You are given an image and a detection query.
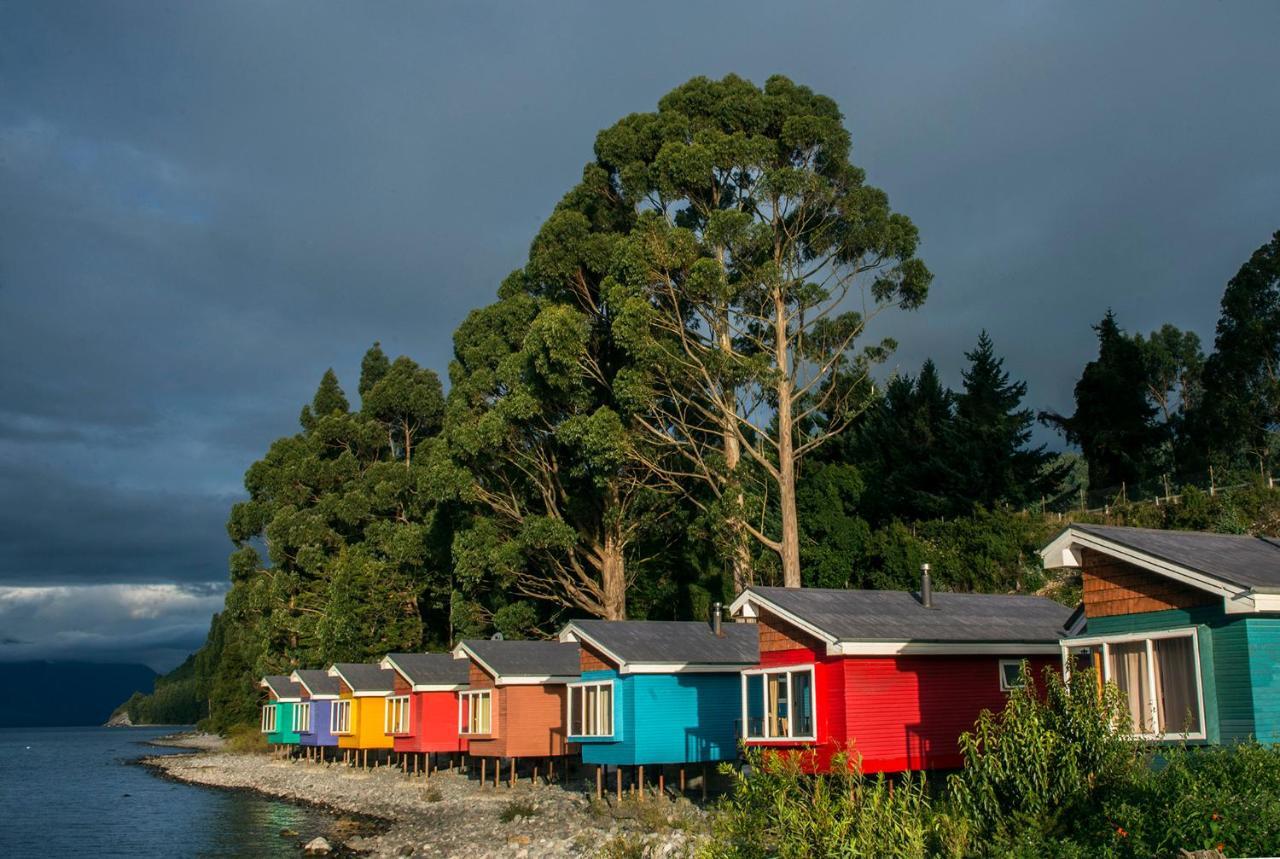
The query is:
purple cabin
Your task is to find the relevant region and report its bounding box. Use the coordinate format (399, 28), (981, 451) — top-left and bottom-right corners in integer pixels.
(290, 668), (342, 750)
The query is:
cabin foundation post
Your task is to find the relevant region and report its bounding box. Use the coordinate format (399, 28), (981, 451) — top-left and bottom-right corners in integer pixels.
(638, 765), (645, 801)
(509, 757), (515, 788)
(532, 761), (538, 784)
(701, 764), (708, 801)
(493, 758), (499, 788)
(480, 757), (486, 785)
(659, 770), (665, 797)
(616, 766), (622, 802)
(679, 767), (686, 795)
(548, 757), (554, 782)
(596, 764), (603, 799)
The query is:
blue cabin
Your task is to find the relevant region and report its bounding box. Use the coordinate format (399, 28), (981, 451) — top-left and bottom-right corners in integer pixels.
(290, 669), (342, 755)
(557, 618), (758, 773)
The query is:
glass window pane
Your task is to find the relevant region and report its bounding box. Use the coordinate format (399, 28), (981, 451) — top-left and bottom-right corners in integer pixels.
(1108, 641), (1151, 733)
(745, 674), (764, 738)
(790, 670), (813, 736)
(599, 684), (613, 735)
(1154, 637), (1201, 735)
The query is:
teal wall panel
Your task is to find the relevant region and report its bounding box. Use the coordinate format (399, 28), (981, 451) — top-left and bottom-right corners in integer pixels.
(1245, 618), (1280, 744)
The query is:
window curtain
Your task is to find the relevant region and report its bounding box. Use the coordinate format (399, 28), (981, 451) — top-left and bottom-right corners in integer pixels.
(1153, 636), (1200, 734)
(1109, 642), (1150, 732)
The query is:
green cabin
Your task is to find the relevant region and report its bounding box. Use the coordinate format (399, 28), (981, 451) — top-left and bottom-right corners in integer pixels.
(1045, 524), (1280, 745)
(259, 674), (303, 746)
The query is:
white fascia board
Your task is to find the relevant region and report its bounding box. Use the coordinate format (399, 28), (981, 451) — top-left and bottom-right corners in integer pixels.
(558, 624), (626, 668)
(352, 690), (393, 697)
(728, 590), (839, 649)
(412, 684), (468, 692)
(495, 675), (579, 686)
(1039, 528), (1239, 599)
(620, 662), (755, 675)
(830, 641), (1063, 656)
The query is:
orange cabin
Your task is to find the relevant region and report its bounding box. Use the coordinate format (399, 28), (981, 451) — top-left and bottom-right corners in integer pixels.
(326, 663), (396, 751)
(378, 652), (471, 754)
(450, 639), (580, 760)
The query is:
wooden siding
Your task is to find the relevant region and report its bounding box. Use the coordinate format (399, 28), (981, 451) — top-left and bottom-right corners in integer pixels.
(841, 655), (1056, 773)
(466, 683), (573, 759)
(1245, 618), (1280, 745)
(297, 699), (338, 747)
(393, 673), (411, 695)
(1082, 549), (1214, 618)
(468, 661), (495, 689)
(393, 690), (468, 754)
(757, 609), (826, 653)
(579, 642), (615, 673)
(337, 693), (395, 750)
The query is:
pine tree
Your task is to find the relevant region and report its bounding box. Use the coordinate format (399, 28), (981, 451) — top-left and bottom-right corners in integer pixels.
(952, 331), (1065, 509)
(1041, 311), (1163, 490)
(299, 368), (350, 429)
(358, 342), (391, 399)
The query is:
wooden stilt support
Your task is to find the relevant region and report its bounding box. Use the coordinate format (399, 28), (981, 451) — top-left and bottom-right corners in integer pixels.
(616, 766), (622, 802)
(509, 757), (515, 788)
(480, 757), (486, 785)
(702, 764), (708, 801)
(596, 764), (603, 800)
(679, 767), (686, 794)
(659, 771), (665, 797)
(532, 762), (538, 784)
(638, 765), (645, 801)
(493, 757), (499, 788)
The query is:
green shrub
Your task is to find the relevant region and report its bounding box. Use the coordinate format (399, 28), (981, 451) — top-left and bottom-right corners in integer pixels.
(702, 747), (930, 858)
(499, 798), (539, 823)
(225, 724), (268, 754)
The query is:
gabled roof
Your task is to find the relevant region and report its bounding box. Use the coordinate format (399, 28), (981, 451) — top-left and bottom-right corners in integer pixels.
(559, 619), (758, 672)
(380, 652), (470, 689)
(326, 663), (396, 696)
(259, 675), (303, 702)
(451, 639), (580, 685)
(730, 586), (1072, 655)
(289, 669), (342, 699)
(1043, 523), (1280, 593)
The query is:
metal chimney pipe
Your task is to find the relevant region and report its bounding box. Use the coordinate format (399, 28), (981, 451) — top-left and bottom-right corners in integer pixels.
(711, 602), (723, 637)
(921, 564), (933, 609)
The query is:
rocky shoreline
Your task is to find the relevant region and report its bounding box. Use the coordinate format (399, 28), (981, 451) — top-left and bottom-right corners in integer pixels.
(142, 736), (708, 858)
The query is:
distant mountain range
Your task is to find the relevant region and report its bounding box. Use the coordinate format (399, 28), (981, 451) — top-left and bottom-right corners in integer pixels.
(0, 661), (157, 727)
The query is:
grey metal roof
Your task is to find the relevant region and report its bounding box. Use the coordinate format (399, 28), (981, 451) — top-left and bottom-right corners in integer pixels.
(261, 674), (303, 699)
(292, 669), (341, 697)
(460, 639), (580, 678)
(567, 619), (758, 665)
(746, 586), (1073, 643)
(384, 652), (470, 686)
(330, 663), (396, 693)
(1072, 524), (1280, 591)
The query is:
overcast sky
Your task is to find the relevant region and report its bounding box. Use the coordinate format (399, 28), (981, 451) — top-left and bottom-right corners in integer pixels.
(1, 2), (1277, 671)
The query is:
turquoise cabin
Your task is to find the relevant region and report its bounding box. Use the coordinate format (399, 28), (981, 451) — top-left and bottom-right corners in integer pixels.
(259, 675), (303, 746)
(1045, 524), (1280, 745)
(557, 618), (758, 768)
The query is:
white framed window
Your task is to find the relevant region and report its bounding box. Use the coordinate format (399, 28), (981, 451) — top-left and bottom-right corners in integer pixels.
(458, 690), (492, 735)
(1061, 627), (1205, 741)
(567, 681), (614, 738)
(385, 695), (410, 734)
(293, 702), (311, 733)
(741, 665), (817, 741)
(331, 699), (352, 734)
(260, 704), (277, 733)
(999, 659), (1025, 691)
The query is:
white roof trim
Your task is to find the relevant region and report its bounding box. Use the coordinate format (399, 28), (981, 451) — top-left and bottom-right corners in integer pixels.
(621, 661), (755, 674)
(258, 677), (302, 702)
(1040, 526), (1272, 616)
(287, 671), (341, 700)
(558, 624), (625, 667)
(379, 654), (457, 691)
(729, 590), (840, 652)
(324, 664), (392, 697)
(830, 641), (1063, 656)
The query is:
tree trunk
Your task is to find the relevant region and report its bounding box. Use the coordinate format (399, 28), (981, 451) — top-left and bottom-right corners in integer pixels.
(718, 313), (752, 593)
(773, 289), (802, 588)
(599, 527), (627, 620)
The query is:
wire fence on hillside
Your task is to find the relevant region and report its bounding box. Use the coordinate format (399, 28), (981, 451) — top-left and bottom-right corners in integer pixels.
(1028, 469), (1277, 518)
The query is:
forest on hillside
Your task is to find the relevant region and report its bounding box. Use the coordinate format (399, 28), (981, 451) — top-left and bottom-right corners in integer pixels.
(125, 75), (1280, 730)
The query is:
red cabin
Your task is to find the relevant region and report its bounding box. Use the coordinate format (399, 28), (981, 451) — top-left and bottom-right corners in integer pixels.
(378, 652), (471, 756)
(728, 583), (1072, 773)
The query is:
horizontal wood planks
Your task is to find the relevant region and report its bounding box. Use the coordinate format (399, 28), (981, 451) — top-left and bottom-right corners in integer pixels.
(1082, 549), (1213, 618)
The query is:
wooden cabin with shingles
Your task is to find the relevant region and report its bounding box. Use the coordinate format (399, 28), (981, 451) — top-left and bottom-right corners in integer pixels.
(558, 618), (758, 798)
(326, 663), (396, 763)
(728, 583), (1071, 773)
(378, 652), (470, 764)
(450, 639), (579, 784)
(259, 675), (303, 747)
(289, 669), (341, 756)
(1045, 524), (1280, 745)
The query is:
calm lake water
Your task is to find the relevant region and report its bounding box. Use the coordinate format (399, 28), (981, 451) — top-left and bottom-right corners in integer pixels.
(0, 726), (341, 857)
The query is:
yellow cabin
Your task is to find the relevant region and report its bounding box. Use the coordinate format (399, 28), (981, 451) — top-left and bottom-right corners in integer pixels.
(326, 663), (396, 751)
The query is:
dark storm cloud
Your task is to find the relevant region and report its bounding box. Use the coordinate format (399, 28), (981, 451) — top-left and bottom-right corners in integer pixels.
(0, 1), (1277, 666)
